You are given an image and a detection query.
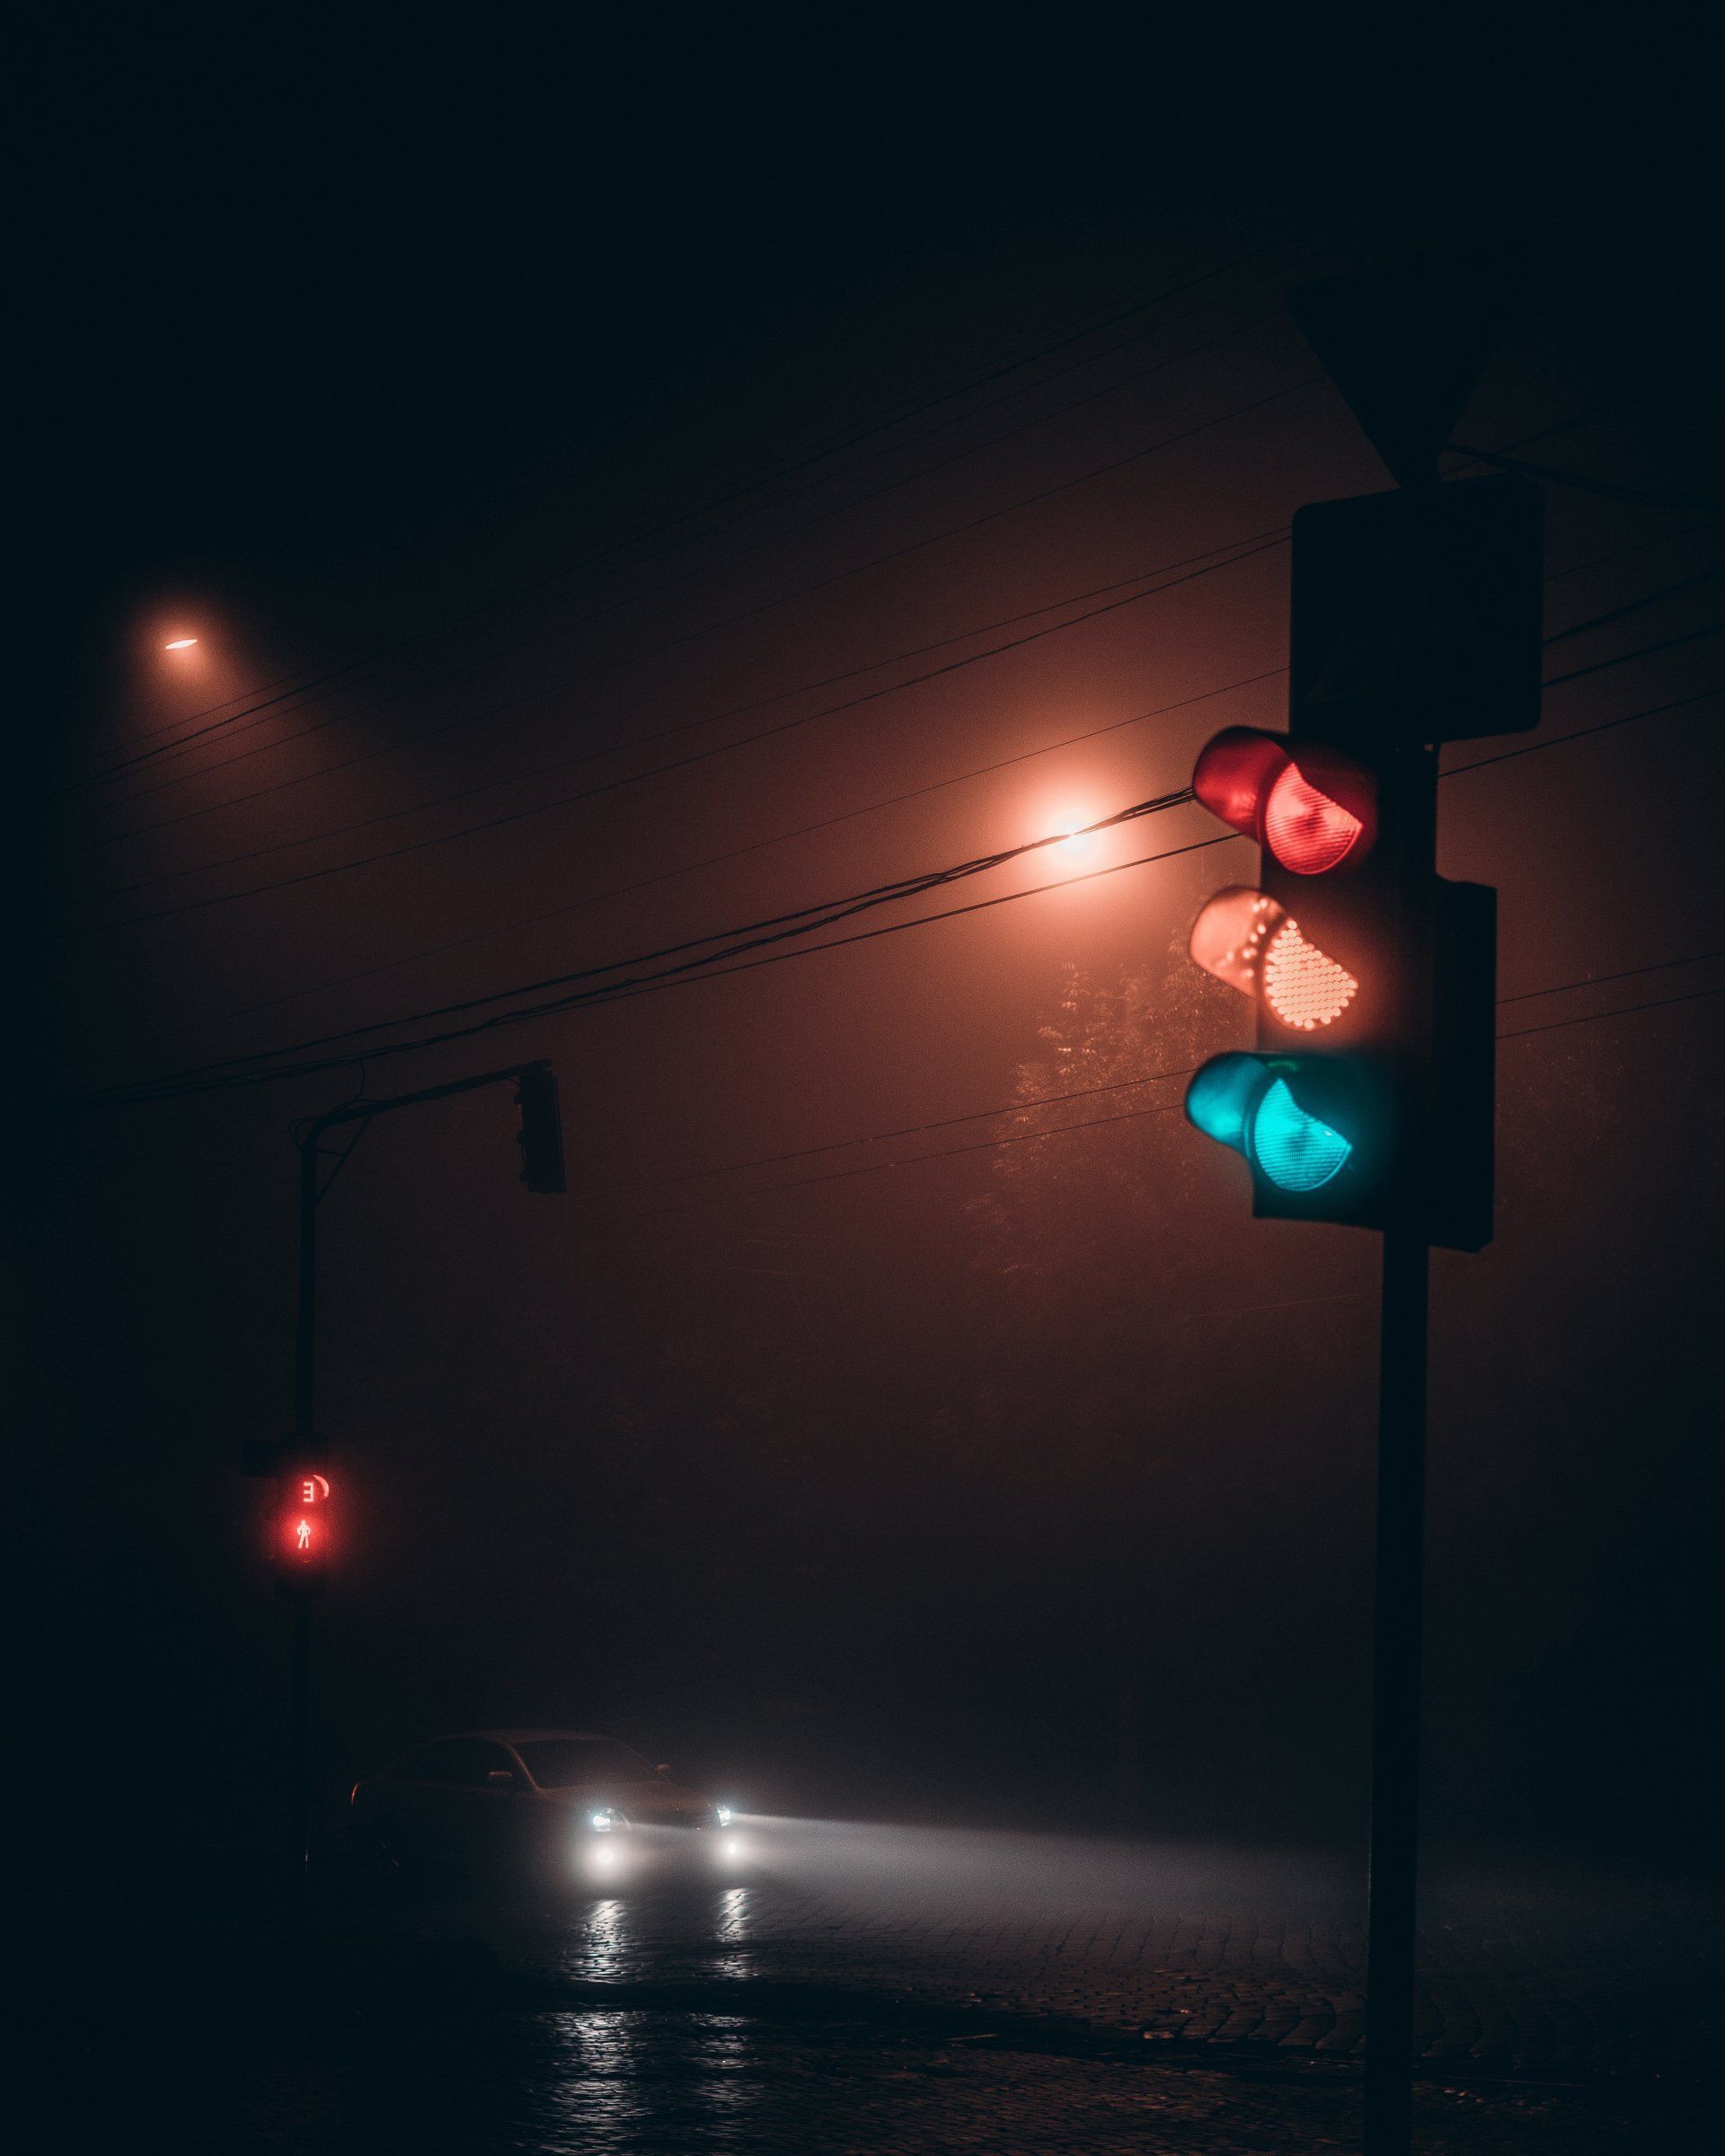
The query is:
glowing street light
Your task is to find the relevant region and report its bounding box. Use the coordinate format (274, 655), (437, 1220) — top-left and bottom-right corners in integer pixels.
(1044, 803), (1101, 867)
(163, 636), (199, 651)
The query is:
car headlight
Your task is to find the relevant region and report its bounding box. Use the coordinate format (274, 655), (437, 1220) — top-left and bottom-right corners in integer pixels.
(589, 1807), (617, 1832)
(713, 1804), (732, 1827)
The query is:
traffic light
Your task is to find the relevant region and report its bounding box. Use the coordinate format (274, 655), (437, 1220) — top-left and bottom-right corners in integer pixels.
(1181, 474), (1540, 1250)
(515, 1063), (566, 1193)
(273, 1458), (332, 1595)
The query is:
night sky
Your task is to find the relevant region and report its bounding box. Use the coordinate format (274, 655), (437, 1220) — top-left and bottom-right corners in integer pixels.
(15, 36), (1722, 1886)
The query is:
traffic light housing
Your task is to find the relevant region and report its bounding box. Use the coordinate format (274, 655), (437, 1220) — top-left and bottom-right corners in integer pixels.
(1181, 475), (1539, 1250)
(515, 1063), (567, 1194)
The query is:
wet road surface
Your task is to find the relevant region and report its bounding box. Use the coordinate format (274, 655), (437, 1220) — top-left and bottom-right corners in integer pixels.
(20, 1825), (1717, 2152)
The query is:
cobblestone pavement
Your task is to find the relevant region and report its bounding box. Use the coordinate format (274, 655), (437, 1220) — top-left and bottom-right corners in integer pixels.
(20, 1829), (1719, 2153)
(398, 1823), (1719, 2082)
(30, 1989), (1712, 2154)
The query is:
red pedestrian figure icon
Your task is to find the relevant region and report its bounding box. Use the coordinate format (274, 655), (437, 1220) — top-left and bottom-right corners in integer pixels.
(296, 1518), (312, 1552)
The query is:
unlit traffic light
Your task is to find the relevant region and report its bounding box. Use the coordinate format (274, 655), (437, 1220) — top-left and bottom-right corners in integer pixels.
(515, 1063), (567, 1194)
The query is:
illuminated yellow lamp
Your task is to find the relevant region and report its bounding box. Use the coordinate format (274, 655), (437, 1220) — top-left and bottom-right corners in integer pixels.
(163, 636), (199, 650)
(1189, 885), (1358, 1029)
(1189, 884), (1280, 997)
(1261, 916), (1358, 1029)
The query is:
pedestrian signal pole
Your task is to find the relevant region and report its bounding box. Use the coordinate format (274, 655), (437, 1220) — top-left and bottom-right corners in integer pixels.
(1181, 260), (1542, 2154)
(243, 1057), (567, 1904)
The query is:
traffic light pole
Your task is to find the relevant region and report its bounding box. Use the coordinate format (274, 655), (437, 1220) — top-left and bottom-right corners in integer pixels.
(288, 1127), (321, 1906)
(1363, 740), (1438, 2154)
(1365, 1224), (1429, 2152)
(1190, 261), (1537, 2156)
(280, 1057), (562, 1903)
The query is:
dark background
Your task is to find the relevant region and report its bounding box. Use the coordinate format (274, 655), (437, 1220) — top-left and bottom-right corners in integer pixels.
(12, 28), (1722, 1891)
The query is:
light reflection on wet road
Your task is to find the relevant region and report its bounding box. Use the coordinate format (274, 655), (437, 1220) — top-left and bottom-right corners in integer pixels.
(18, 1826), (1718, 2152)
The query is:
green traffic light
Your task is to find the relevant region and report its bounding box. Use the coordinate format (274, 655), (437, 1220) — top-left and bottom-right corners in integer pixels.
(1185, 1054), (1358, 1195)
(1248, 1077), (1351, 1191)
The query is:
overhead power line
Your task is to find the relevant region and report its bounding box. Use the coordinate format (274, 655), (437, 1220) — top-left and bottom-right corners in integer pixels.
(686, 952), (1725, 1202)
(678, 1058), (1207, 1182)
(86, 535), (1290, 905)
(62, 817), (1239, 1111)
(1447, 443), (1725, 517)
(75, 376), (1650, 829)
(112, 519), (1724, 1066)
(65, 600), (1725, 956)
(82, 515), (1713, 892)
(89, 658), (1725, 1110)
(81, 528), (1289, 857)
(93, 519), (1714, 888)
(745, 978), (1725, 1197)
(67, 229), (1322, 791)
(82, 369), (1321, 824)
(63, 667), (1725, 1117)
(119, 675), (1723, 1069)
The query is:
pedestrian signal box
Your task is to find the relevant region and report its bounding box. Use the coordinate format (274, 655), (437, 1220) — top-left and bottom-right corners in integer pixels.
(275, 1466), (331, 1593)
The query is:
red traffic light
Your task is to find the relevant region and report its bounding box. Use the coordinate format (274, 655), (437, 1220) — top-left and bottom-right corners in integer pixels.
(276, 1468), (332, 1579)
(1192, 728), (1376, 875)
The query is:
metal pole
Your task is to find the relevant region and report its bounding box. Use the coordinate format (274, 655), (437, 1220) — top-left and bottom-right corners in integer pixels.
(1362, 1225), (1429, 2153)
(1363, 739), (1438, 2154)
(295, 1127), (319, 1437)
(288, 1132), (320, 1905)
(277, 1063), (548, 1904)
(289, 1600), (312, 1902)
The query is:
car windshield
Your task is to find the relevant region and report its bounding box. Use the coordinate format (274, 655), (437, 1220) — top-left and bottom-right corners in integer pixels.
(515, 1737), (659, 1789)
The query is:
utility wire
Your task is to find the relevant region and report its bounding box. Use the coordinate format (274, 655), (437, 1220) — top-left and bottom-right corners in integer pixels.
(119, 793), (1202, 1079)
(1444, 684), (1719, 775)
(62, 824), (1242, 1110)
(81, 529), (1287, 857)
(71, 328), (1686, 834)
(88, 536), (1288, 903)
(69, 235), (1320, 791)
(83, 370), (1319, 821)
(58, 330), (1610, 796)
(1495, 947), (1725, 1005)
(92, 311), (1285, 798)
(122, 667), (1294, 1058)
(91, 655), (1725, 1086)
(1447, 443), (1725, 517)
(1495, 984), (1724, 1040)
(85, 517), (1714, 879)
(1538, 620), (1725, 690)
(73, 378), (1649, 828)
(66, 733), (1725, 1117)
(64, 581), (1721, 942)
(67, 413), (1707, 918)
(679, 1060), (1206, 1181)
(115, 530), (1725, 1061)
(1537, 563), (1725, 644)
(697, 954), (1725, 1201)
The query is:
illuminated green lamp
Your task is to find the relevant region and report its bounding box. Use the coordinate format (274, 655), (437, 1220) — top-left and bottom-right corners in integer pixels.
(1185, 1053), (1357, 1194)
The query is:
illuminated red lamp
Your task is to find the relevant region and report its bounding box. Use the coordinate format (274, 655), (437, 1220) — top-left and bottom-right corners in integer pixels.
(1192, 727), (1376, 875)
(284, 1512), (325, 1560)
(279, 1471), (331, 1566)
(1190, 886), (1358, 1030)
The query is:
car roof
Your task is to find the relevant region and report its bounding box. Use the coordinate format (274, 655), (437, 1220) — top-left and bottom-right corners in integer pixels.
(455, 1728), (631, 1747)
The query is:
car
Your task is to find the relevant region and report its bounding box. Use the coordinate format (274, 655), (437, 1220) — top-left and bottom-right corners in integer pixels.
(349, 1727), (747, 1888)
